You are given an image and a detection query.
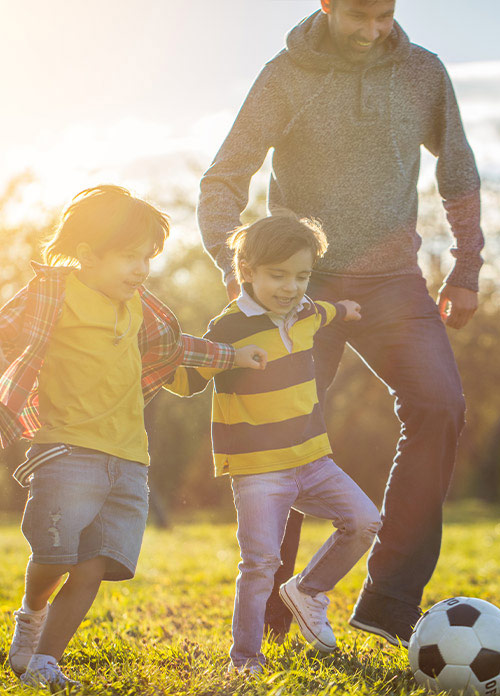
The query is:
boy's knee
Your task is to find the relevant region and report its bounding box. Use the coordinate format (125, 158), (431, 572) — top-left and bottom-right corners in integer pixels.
(240, 551), (281, 578)
(347, 503), (381, 541)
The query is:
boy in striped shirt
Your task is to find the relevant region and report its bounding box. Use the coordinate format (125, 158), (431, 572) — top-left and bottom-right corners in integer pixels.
(166, 215), (381, 672)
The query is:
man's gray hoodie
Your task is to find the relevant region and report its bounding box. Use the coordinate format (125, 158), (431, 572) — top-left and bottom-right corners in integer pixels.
(198, 11), (483, 291)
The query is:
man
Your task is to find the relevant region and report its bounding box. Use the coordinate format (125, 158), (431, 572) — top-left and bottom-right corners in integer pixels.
(197, 0), (483, 647)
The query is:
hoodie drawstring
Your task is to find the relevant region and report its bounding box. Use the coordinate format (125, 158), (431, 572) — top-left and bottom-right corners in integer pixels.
(282, 69), (336, 140)
(388, 64), (406, 178)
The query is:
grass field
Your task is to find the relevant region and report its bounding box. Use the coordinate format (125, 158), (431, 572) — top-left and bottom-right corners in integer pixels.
(0, 500), (499, 695)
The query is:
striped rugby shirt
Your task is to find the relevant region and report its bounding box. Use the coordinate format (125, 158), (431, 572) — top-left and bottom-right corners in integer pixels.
(0, 263), (236, 482)
(166, 290), (345, 477)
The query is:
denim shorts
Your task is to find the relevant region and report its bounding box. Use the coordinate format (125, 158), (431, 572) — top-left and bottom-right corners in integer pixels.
(21, 444), (149, 581)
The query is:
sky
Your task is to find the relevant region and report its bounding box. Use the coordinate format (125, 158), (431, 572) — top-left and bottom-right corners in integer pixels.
(0, 0), (499, 225)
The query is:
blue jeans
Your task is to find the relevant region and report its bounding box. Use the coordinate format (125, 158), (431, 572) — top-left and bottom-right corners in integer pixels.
(308, 273), (465, 606)
(230, 456), (380, 666)
(22, 445), (149, 581)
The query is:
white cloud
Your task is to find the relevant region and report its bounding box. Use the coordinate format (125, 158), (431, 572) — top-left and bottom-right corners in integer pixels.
(448, 61), (500, 82)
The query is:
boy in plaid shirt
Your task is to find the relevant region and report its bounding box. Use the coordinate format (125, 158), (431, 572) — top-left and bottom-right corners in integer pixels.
(0, 185), (266, 688)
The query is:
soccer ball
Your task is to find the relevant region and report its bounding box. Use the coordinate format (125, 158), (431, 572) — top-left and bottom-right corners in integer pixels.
(408, 597), (500, 695)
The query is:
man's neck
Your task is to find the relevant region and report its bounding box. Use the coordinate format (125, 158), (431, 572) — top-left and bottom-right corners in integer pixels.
(319, 29), (388, 65)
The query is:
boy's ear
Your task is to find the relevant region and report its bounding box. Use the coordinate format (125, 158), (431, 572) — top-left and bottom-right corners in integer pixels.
(320, 0), (332, 14)
(76, 242), (97, 268)
(239, 260), (254, 283)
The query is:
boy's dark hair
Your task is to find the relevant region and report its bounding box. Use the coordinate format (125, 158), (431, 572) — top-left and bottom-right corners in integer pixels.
(42, 185), (170, 267)
(228, 214), (328, 283)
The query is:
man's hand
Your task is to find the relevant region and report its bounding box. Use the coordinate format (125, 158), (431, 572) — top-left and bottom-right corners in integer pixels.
(234, 345), (267, 370)
(338, 299), (362, 322)
(437, 283), (478, 330)
(226, 279), (240, 301)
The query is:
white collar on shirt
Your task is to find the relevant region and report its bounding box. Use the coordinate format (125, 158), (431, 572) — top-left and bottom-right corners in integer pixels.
(236, 284), (311, 319)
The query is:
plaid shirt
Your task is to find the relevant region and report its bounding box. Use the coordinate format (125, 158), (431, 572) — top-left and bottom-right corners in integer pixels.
(0, 262), (235, 449)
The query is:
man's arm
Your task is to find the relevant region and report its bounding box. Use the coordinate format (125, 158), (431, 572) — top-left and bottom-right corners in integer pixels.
(425, 59), (484, 329)
(197, 60), (290, 287)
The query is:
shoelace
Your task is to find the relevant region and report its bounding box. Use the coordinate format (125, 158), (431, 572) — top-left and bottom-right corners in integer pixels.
(301, 592), (330, 626)
(12, 610), (46, 648)
(23, 660), (76, 687)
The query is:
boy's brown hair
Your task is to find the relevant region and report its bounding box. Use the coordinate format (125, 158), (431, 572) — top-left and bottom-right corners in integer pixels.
(228, 214), (328, 283)
(42, 185), (170, 267)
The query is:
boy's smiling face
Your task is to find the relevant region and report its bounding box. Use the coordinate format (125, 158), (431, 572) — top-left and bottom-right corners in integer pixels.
(240, 247), (314, 315)
(77, 239), (156, 302)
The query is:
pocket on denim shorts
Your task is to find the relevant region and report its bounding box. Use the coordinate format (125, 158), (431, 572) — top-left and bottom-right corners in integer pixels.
(13, 443), (72, 488)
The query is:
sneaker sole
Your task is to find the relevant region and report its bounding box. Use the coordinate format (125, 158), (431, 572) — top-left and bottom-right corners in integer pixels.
(279, 585), (336, 653)
(348, 616), (409, 648)
(8, 653), (25, 678)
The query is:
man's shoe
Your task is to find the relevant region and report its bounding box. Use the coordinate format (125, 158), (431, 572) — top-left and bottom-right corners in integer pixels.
(8, 606), (48, 677)
(20, 655), (81, 689)
(349, 591), (422, 648)
(279, 575), (336, 653)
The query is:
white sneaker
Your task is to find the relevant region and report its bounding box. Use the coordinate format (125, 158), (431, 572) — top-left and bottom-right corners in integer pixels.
(279, 575), (337, 653)
(228, 662), (263, 675)
(20, 656), (81, 689)
(8, 606), (48, 677)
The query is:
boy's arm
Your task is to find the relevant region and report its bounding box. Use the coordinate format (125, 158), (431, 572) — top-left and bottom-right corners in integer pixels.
(314, 301), (346, 329)
(139, 288), (266, 372)
(180, 334), (235, 370)
(181, 334), (266, 371)
(165, 319), (235, 397)
(163, 365), (217, 398)
(0, 286), (29, 365)
(314, 300), (361, 328)
(0, 346), (8, 374)
(165, 310), (268, 397)
(139, 287), (236, 370)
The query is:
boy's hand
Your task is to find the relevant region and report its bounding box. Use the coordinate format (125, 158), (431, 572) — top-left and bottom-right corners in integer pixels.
(338, 300), (362, 322)
(234, 345), (267, 370)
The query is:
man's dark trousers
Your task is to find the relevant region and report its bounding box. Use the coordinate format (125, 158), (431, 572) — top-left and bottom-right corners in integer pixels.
(264, 273), (465, 628)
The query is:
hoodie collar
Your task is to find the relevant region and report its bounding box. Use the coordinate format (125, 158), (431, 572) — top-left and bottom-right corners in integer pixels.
(285, 10), (410, 73)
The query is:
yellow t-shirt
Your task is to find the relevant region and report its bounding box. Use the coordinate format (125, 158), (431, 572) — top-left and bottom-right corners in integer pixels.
(34, 272), (148, 464)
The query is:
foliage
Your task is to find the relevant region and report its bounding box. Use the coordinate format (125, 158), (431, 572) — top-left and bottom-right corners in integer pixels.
(0, 501), (499, 694)
(0, 177), (499, 518)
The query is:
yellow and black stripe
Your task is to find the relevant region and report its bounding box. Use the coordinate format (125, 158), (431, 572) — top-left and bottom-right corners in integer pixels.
(166, 298), (338, 476)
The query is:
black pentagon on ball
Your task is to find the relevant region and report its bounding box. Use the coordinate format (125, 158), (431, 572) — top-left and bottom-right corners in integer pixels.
(470, 648), (500, 682)
(419, 644), (446, 677)
(446, 604), (481, 627)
